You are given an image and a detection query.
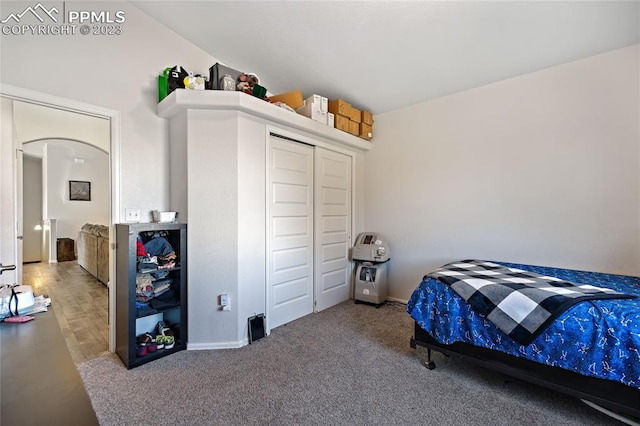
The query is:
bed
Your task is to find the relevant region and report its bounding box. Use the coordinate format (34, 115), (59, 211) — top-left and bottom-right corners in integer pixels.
(407, 260), (640, 420)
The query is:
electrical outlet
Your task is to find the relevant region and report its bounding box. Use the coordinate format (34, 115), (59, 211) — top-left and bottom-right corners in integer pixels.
(220, 293), (231, 311)
(125, 208), (141, 222)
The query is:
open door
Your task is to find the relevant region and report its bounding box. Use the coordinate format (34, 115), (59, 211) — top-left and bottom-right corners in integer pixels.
(0, 97), (20, 285)
(22, 154), (43, 263)
(15, 147), (24, 282)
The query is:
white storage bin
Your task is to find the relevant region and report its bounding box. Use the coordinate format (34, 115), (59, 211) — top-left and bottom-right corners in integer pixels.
(152, 211), (177, 223)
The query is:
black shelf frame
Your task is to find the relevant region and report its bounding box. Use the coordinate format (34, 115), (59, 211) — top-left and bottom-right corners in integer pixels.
(115, 222), (187, 369)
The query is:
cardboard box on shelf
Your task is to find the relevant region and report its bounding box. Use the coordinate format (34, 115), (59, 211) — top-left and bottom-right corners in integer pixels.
(359, 122), (373, 140)
(348, 106), (362, 123)
(327, 112), (335, 128)
(362, 110), (374, 125)
(267, 90), (305, 110)
(329, 99), (362, 123)
(334, 114), (349, 132)
(328, 99), (351, 116)
(348, 119), (359, 136)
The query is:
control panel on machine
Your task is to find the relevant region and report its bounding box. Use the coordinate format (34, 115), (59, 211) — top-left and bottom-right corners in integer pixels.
(352, 233), (390, 263)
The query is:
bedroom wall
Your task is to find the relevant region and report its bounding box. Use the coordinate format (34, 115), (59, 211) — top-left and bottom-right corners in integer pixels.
(366, 45), (640, 302)
(0, 1), (218, 220)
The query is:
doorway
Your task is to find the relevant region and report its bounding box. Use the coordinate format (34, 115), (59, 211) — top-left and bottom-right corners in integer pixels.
(0, 84), (120, 355)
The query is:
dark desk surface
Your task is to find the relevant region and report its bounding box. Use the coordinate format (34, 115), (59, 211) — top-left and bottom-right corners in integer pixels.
(1, 309), (99, 425)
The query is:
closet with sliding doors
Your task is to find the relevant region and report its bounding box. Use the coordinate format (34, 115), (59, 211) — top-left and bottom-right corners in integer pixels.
(158, 90), (371, 350)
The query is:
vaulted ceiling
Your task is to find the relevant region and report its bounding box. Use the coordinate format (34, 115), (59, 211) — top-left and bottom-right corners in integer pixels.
(132, 1), (640, 114)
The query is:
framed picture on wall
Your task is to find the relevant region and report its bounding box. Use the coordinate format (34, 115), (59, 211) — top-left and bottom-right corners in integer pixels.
(69, 180), (91, 201)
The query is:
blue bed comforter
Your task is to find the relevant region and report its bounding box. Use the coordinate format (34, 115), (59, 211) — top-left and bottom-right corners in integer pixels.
(407, 261), (640, 389)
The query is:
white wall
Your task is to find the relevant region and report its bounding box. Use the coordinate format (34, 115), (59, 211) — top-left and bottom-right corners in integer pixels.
(43, 141), (109, 240)
(366, 45), (640, 302)
(0, 1), (219, 220)
(13, 101), (110, 152)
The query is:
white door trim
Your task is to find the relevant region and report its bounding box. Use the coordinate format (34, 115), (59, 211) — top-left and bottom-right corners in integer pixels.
(0, 84), (121, 353)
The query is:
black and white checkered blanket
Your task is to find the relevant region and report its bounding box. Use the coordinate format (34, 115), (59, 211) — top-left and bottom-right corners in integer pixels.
(427, 260), (636, 345)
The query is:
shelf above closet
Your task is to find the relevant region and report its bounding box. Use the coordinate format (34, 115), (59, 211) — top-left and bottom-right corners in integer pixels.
(157, 90), (372, 152)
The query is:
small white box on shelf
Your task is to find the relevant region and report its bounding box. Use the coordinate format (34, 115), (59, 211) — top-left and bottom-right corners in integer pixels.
(152, 210), (177, 223)
(306, 94), (328, 112)
(327, 112), (335, 127)
(296, 94), (328, 125)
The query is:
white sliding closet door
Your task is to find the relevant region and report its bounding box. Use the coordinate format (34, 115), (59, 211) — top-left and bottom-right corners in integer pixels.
(314, 147), (352, 312)
(267, 135), (314, 329)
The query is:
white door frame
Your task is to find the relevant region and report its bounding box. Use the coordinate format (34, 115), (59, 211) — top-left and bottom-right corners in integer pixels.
(0, 84), (121, 352)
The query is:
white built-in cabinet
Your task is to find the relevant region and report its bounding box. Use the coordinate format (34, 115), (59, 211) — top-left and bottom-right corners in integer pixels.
(158, 90), (370, 350)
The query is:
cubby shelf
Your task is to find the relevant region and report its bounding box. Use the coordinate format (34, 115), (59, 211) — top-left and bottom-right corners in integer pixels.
(115, 222), (187, 369)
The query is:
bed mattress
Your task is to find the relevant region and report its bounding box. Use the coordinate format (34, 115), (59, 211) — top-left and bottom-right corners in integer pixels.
(407, 261), (640, 389)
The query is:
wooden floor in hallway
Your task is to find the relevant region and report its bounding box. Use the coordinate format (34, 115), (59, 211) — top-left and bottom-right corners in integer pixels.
(22, 260), (109, 364)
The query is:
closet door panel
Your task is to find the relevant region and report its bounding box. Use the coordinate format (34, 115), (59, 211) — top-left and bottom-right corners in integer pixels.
(314, 147), (352, 312)
(267, 136), (314, 329)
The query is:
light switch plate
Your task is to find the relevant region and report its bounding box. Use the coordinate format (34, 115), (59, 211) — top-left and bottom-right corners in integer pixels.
(220, 294), (231, 311)
(125, 208), (141, 222)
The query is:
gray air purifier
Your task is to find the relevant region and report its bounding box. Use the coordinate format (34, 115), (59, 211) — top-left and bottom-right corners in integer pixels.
(352, 233), (390, 306)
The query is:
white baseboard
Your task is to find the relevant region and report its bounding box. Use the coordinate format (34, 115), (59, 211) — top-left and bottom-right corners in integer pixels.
(386, 296), (408, 304)
(188, 339), (248, 350)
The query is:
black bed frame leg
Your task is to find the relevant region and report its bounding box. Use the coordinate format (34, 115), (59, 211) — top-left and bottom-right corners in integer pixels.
(424, 348), (436, 370)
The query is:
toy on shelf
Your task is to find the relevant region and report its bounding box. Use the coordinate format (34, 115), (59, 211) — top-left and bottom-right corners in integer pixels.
(237, 73), (267, 99)
(184, 72), (206, 90)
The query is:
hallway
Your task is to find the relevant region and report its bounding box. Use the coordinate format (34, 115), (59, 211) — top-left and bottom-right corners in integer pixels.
(23, 260), (109, 364)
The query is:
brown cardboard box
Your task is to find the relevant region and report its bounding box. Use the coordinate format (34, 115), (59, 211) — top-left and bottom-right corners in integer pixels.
(348, 107), (361, 123)
(359, 122), (373, 140)
(348, 120), (359, 136)
(328, 99), (351, 116)
(334, 114), (349, 132)
(329, 99), (362, 122)
(267, 90), (304, 110)
(362, 110), (374, 125)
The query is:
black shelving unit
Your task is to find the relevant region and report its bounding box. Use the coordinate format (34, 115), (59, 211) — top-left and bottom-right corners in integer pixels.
(115, 222), (187, 369)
